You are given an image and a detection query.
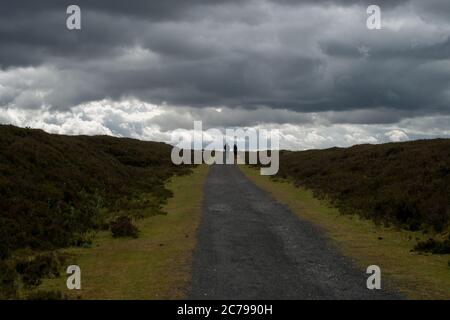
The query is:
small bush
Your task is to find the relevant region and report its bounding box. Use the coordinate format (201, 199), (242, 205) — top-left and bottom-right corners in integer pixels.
(27, 290), (67, 300)
(0, 261), (18, 299)
(413, 237), (450, 254)
(99, 222), (110, 231)
(16, 252), (64, 288)
(110, 216), (139, 238)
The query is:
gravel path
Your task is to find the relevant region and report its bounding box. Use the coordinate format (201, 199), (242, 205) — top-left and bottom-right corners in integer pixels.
(190, 165), (401, 300)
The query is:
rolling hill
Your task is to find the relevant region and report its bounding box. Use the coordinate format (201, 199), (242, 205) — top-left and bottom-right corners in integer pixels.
(0, 125), (191, 260)
(276, 139), (450, 232)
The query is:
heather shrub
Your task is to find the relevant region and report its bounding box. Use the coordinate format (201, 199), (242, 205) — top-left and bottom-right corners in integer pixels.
(16, 252), (64, 288)
(0, 125), (192, 258)
(27, 290), (67, 300)
(110, 216), (139, 238)
(413, 236), (450, 254)
(0, 261), (18, 299)
(275, 139), (450, 232)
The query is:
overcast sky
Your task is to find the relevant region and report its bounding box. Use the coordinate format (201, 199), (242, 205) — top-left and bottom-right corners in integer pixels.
(1, 0), (450, 149)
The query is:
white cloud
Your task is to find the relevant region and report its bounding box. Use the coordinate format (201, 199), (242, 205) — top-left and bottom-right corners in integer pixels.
(385, 129), (409, 142)
(2, 98), (449, 150)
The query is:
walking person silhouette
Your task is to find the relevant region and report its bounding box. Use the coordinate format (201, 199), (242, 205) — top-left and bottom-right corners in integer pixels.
(223, 143), (228, 164)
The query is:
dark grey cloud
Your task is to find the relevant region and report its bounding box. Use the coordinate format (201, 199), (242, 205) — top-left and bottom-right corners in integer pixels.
(0, 0), (450, 128)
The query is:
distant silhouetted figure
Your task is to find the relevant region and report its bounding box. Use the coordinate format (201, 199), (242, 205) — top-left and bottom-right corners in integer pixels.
(233, 144), (238, 160)
(223, 144), (228, 164)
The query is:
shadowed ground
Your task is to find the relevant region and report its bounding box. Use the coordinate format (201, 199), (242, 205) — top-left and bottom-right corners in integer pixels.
(190, 165), (401, 300)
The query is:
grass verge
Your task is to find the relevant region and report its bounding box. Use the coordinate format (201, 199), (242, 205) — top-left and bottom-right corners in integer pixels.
(240, 165), (450, 300)
(26, 165), (209, 300)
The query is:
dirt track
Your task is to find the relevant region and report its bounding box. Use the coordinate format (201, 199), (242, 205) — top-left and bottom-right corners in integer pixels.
(189, 165), (401, 300)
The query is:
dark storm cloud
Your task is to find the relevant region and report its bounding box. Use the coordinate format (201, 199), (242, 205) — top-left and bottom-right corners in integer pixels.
(1, 0), (450, 124)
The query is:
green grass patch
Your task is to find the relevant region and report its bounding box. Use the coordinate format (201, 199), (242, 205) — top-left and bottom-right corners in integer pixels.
(240, 165), (450, 300)
(23, 165), (209, 300)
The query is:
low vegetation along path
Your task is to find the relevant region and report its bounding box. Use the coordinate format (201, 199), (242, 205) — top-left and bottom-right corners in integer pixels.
(190, 165), (401, 299)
